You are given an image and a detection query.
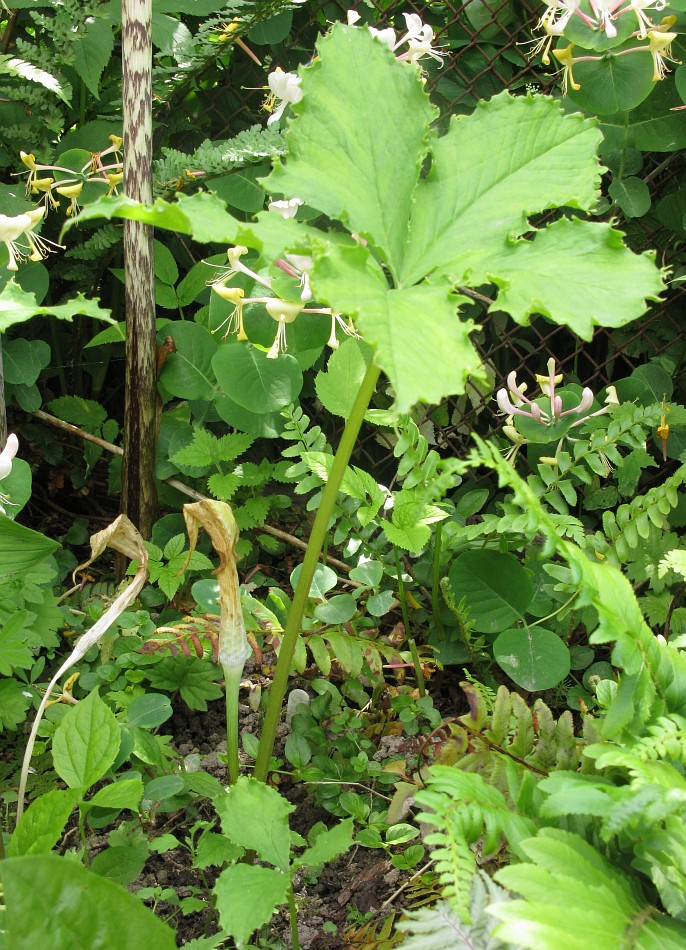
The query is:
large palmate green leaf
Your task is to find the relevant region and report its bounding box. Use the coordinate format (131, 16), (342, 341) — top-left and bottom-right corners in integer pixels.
(266, 26), (435, 280)
(400, 94), (603, 286)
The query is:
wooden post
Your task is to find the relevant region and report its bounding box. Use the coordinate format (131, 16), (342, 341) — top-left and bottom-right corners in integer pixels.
(120, 0), (156, 538)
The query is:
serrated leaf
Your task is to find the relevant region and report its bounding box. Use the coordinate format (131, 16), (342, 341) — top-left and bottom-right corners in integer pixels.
(292, 818), (353, 869)
(0, 279), (112, 332)
(71, 16), (115, 99)
(0, 679), (32, 730)
(265, 24), (435, 278)
(214, 864), (289, 945)
(52, 690), (120, 790)
(0, 611), (33, 674)
(9, 788), (81, 856)
(475, 219), (664, 341)
(401, 93), (603, 285)
(215, 776), (294, 870)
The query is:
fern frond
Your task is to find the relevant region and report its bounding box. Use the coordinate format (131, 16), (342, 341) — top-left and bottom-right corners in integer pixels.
(0, 55), (69, 102)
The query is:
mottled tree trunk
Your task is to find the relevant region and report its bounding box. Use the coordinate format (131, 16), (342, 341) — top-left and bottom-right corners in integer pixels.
(121, 0), (156, 537)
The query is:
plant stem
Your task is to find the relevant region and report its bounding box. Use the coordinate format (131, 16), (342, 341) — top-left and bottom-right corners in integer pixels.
(224, 665), (242, 785)
(394, 547), (425, 698)
(254, 359), (381, 782)
(431, 523), (446, 642)
(287, 880), (300, 950)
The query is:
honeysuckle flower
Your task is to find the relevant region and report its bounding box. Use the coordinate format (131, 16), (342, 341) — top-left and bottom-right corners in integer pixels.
(552, 43), (581, 92)
(625, 0), (667, 38)
(327, 311), (360, 349)
(56, 182), (83, 217)
(647, 25), (679, 80)
(0, 433), (18, 515)
(107, 172), (123, 196)
(265, 298), (303, 358)
(265, 68), (303, 126)
(369, 26), (397, 50)
(275, 254), (314, 301)
(268, 197), (303, 219)
(0, 207), (60, 270)
(394, 13), (446, 64)
(211, 286), (247, 340)
(589, 0), (620, 36)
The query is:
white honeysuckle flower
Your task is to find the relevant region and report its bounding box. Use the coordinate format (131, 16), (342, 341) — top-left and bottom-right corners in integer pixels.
(589, 0), (619, 36)
(0, 212), (34, 271)
(369, 26), (397, 50)
(268, 197), (304, 219)
(647, 26), (678, 80)
(0, 433), (18, 481)
(266, 68), (303, 126)
(0, 433), (19, 515)
(625, 0), (666, 37)
(347, 10), (361, 25)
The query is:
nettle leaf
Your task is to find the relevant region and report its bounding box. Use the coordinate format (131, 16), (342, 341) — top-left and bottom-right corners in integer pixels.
(52, 689), (120, 791)
(71, 16), (115, 99)
(215, 776), (294, 870)
(214, 864), (289, 946)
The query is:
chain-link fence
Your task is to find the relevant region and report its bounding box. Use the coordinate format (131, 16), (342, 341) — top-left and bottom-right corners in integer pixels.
(176, 1), (685, 469)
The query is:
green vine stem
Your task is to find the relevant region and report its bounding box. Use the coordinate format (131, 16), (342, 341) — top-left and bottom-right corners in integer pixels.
(394, 546), (426, 698)
(254, 358), (381, 782)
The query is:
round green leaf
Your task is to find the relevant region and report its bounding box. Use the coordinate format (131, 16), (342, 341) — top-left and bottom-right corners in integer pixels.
(493, 626), (570, 691)
(160, 321), (218, 400)
(215, 394), (283, 437)
(563, 4), (636, 52)
(447, 551), (533, 633)
(127, 694), (173, 729)
(568, 51), (655, 115)
(609, 176), (651, 218)
(314, 594), (357, 624)
(291, 562), (337, 599)
(212, 343), (303, 412)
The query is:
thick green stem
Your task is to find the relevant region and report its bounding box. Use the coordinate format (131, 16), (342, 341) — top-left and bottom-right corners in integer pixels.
(224, 665), (242, 785)
(394, 546), (425, 697)
(254, 359), (381, 782)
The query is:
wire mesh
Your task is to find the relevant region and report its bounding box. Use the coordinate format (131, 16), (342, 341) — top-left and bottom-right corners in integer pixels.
(182, 1), (685, 469)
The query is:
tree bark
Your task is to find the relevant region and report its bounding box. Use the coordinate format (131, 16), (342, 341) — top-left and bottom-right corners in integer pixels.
(121, 0), (156, 538)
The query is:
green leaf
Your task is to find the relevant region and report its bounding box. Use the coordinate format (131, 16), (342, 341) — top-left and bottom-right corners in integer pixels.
(311, 241), (481, 412)
(89, 778), (144, 811)
(401, 93), (602, 285)
(0, 679), (32, 730)
(609, 176), (651, 218)
(1, 854), (176, 948)
(315, 338), (368, 418)
(0, 611), (33, 674)
(0, 514), (60, 579)
(154, 239), (179, 285)
(47, 395), (107, 430)
(127, 693), (173, 729)
(493, 626), (571, 691)
(215, 776), (294, 870)
(213, 864), (289, 945)
(293, 818), (354, 870)
(71, 16), (115, 98)
(265, 24), (435, 279)
(0, 279), (112, 332)
(291, 562), (337, 599)
(144, 774), (185, 802)
(145, 656), (223, 711)
(194, 832), (243, 870)
(314, 594), (357, 624)
(474, 219), (664, 341)
(51, 689), (121, 790)
(160, 321), (219, 400)
(90, 843), (149, 886)
(568, 50), (656, 114)
(9, 789), (81, 856)
(212, 343), (303, 413)
(447, 551), (533, 633)
(3, 338), (50, 386)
